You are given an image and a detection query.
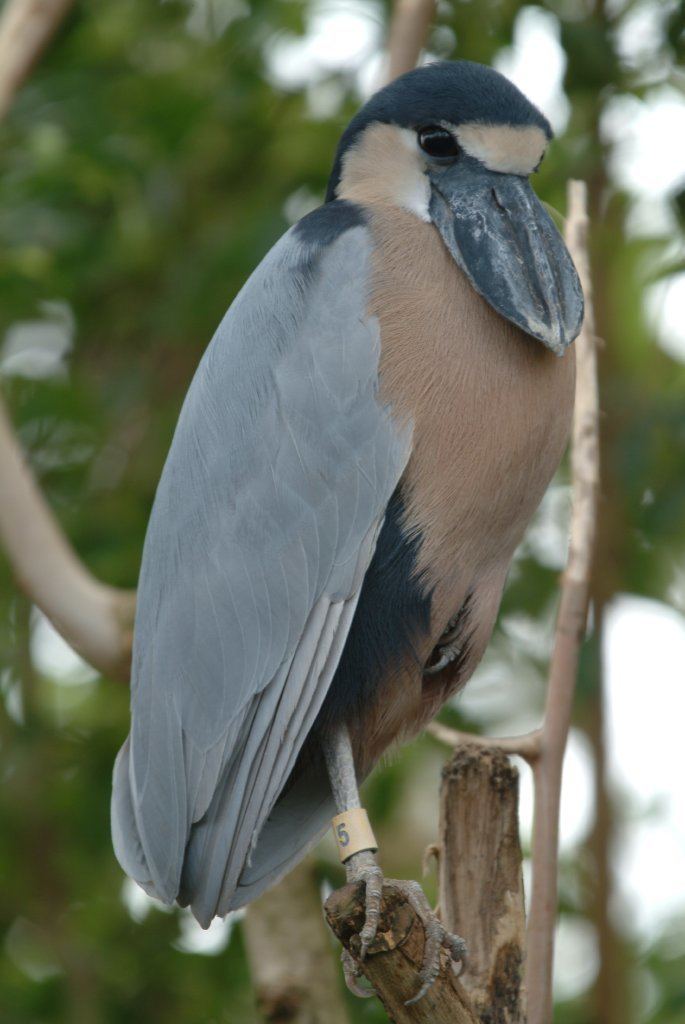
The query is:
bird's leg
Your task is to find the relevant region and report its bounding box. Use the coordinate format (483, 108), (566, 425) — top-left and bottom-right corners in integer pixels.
(323, 723), (467, 1004)
(323, 723), (384, 961)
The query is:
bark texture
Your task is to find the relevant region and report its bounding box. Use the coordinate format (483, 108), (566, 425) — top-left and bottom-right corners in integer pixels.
(439, 745), (527, 1024)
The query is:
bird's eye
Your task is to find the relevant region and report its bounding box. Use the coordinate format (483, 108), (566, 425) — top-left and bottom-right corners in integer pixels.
(417, 126), (459, 159)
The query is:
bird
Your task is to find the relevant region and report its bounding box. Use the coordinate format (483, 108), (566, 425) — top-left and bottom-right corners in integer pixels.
(111, 59), (583, 1001)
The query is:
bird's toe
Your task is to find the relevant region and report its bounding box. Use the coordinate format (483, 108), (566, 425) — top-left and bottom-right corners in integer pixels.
(384, 879), (467, 1005)
(348, 856), (384, 958)
(341, 948), (375, 998)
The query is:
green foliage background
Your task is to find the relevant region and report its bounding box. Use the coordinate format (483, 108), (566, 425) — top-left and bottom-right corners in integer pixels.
(1, 1), (684, 1022)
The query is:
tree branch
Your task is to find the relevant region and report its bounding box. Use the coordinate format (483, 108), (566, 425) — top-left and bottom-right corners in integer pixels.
(0, 0), (75, 120)
(383, 0), (436, 83)
(426, 720), (542, 764)
(0, 0), (135, 679)
(0, 399), (135, 678)
(438, 745), (527, 1023)
(525, 180), (600, 1024)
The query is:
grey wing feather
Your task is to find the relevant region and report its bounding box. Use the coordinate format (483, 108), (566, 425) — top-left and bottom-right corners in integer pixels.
(111, 213), (411, 925)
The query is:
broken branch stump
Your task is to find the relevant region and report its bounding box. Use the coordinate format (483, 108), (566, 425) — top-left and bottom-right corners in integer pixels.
(439, 744), (527, 1024)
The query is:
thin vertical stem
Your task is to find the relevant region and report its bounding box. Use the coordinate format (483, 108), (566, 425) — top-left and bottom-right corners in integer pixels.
(0, 0), (76, 119)
(526, 181), (600, 1024)
(384, 0), (436, 83)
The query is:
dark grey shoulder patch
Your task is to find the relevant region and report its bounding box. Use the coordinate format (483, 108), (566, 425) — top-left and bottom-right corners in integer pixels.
(294, 199), (367, 248)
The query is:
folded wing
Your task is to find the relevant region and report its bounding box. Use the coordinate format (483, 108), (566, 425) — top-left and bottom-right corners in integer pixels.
(111, 203), (411, 925)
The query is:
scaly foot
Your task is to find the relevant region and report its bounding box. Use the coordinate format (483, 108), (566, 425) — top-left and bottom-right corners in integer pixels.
(344, 849), (384, 959)
(342, 851), (467, 1004)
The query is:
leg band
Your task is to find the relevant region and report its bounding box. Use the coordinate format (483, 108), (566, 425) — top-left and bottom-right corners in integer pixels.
(331, 808), (378, 863)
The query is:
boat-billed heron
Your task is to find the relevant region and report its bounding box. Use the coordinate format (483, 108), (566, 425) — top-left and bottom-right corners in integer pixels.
(112, 60), (583, 999)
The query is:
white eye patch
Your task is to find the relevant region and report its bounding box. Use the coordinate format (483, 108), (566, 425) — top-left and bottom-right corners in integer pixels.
(338, 124), (431, 221)
(454, 123), (548, 176)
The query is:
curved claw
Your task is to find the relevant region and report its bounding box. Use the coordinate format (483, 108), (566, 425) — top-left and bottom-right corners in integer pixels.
(405, 977), (435, 1007)
(341, 949), (375, 999)
(405, 959), (442, 1006)
(444, 932), (468, 973)
(404, 928), (466, 1006)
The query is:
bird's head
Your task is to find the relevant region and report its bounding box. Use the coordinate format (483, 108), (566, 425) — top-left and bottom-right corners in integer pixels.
(327, 61), (583, 355)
